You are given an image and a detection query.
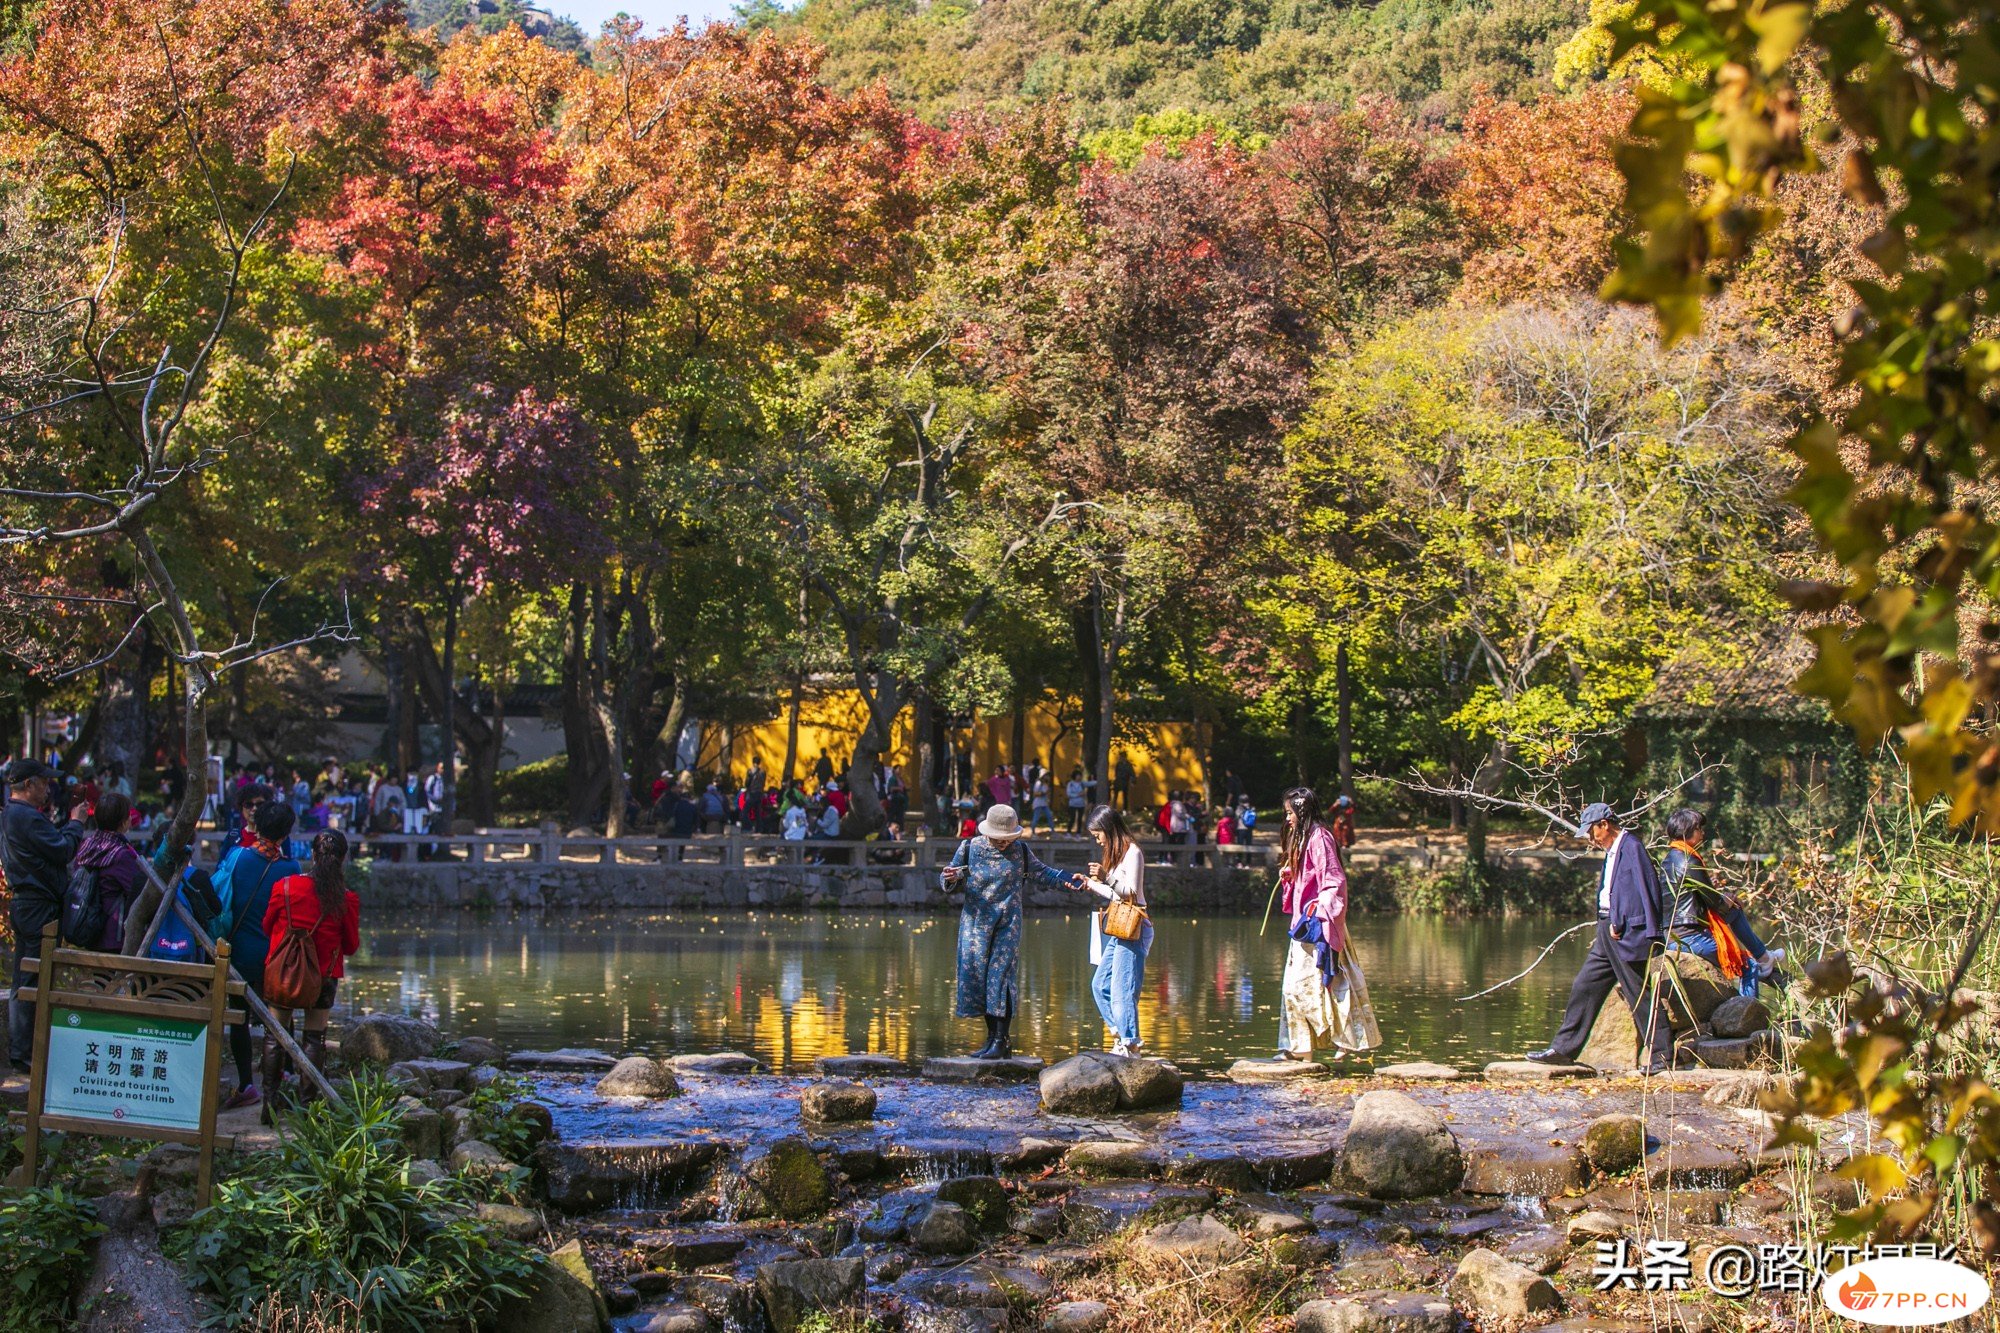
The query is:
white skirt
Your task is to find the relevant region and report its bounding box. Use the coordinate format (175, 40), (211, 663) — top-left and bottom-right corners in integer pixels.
(1283, 937), (1383, 1055)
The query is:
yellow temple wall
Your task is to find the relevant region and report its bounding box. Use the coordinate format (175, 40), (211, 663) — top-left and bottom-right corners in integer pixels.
(697, 691), (1207, 811)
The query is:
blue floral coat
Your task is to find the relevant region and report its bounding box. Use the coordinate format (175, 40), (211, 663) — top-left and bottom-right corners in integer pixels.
(945, 837), (1075, 1018)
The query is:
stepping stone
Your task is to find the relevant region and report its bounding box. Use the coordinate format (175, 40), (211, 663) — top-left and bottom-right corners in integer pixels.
(922, 1055), (1045, 1082)
(1461, 1141), (1589, 1196)
(1296, 1291), (1455, 1333)
(1377, 1061), (1463, 1080)
(668, 1052), (764, 1075)
(507, 1048), (618, 1071)
(1644, 1140), (1750, 1191)
(1227, 1058), (1330, 1083)
(815, 1053), (906, 1077)
(1484, 1060), (1594, 1080)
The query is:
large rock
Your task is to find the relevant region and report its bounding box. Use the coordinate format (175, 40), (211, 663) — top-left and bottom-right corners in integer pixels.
(1044, 1300), (1112, 1333)
(494, 1248), (609, 1333)
(936, 1175), (1011, 1230)
(669, 1052), (763, 1075)
(453, 1036), (506, 1066)
(908, 1200), (979, 1254)
(1657, 950), (1735, 1028)
(1583, 1114), (1646, 1174)
(754, 1257), (863, 1333)
(1039, 1055), (1122, 1115)
(1295, 1292), (1455, 1333)
(1447, 1248), (1563, 1321)
(1107, 1055), (1183, 1110)
(1062, 1182), (1216, 1238)
(1483, 1060), (1594, 1080)
(1693, 1032), (1778, 1069)
(1708, 994), (1769, 1038)
(1227, 1058), (1329, 1083)
(800, 1079), (877, 1123)
(816, 1054), (905, 1077)
(1127, 1214), (1248, 1268)
(1340, 1091), (1463, 1199)
(597, 1057), (682, 1099)
(549, 1240), (612, 1328)
(1065, 1141), (1166, 1178)
(475, 1202), (543, 1242)
(1461, 1141), (1587, 1195)
(746, 1137), (832, 1219)
(537, 1140), (730, 1214)
(340, 1014), (440, 1067)
(924, 1054), (1045, 1082)
(510, 1048), (619, 1072)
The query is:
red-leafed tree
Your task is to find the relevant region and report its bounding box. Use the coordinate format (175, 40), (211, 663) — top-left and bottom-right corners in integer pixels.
(357, 385), (606, 823)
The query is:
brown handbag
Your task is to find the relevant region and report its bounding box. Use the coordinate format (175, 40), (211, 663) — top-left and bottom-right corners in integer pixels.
(1102, 897), (1147, 942)
(264, 887), (325, 1010)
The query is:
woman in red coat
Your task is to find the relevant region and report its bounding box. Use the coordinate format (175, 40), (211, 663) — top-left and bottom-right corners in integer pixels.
(262, 829), (360, 1112)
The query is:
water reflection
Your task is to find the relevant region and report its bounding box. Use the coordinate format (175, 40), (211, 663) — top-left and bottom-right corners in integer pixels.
(334, 912), (1590, 1072)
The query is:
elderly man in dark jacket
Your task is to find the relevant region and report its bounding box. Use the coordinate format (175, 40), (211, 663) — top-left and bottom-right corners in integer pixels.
(3, 758), (85, 1071)
(1524, 801), (1673, 1074)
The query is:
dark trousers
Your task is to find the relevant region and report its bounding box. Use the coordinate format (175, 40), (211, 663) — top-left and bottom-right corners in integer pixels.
(1551, 920), (1672, 1066)
(8, 933), (41, 1068)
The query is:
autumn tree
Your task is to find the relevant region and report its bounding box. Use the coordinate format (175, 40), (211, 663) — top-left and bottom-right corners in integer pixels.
(0, 0), (380, 856)
(1013, 143), (1313, 792)
(1287, 300), (1797, 860)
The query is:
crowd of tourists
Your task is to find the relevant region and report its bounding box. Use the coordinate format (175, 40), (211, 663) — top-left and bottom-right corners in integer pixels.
(2, 757), (360, 1121)
(5, 739), (1787, 1099)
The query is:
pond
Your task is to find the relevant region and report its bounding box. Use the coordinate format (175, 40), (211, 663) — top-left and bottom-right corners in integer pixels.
(333, 911), (1591, 1073)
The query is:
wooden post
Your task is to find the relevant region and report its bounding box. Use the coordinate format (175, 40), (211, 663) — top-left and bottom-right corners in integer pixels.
(197, 940), (231, 1206)
(8, 923), (58, 1189)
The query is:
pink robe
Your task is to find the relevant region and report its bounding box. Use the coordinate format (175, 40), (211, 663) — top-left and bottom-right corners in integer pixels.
(1281, 824), (1349, 953)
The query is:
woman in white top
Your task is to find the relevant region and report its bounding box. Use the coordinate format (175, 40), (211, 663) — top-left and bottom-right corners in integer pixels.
(1079, 804), (1153, 1056)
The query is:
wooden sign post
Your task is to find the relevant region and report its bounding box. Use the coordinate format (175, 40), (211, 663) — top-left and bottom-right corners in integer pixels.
(7, 922), (243, 1206)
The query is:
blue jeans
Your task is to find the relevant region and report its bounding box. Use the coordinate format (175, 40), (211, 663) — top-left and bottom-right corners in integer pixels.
(1668, 906), (1767, 997)
(1093, 919), (1153, 1047)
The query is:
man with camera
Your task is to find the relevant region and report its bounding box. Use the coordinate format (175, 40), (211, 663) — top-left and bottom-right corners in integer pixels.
(3, 757), (85, 1074)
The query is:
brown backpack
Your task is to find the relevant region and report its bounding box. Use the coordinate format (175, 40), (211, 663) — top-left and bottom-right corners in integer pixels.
(264, 887), (324, 1010)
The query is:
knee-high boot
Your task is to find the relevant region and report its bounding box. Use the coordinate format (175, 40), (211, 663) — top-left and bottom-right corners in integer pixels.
(300, 1031), (328, 1103)
(258, 1034), (288, 1126)
(970, 1015), (1000, 1059)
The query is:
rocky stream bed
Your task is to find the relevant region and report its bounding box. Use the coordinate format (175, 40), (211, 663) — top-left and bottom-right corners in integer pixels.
(324, 1020), (1862, 1333)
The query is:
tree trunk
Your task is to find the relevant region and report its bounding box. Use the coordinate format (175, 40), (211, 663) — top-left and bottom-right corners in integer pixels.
(590, 581), (633, 837)
(1073, 604), (1103, 790)
(98, 619), (152, 779)
(562, 581), (607, 826)
(1091, 578), (1124, 805)
(440, 594), (458, 832)
(912, 687), (936, 830)
(1335, 639), (1354, 798)
(781, 581), (807, 783)
(68, 702), (103, 777)
(656, 675), (688, 787)
(842, 669), (898, 838)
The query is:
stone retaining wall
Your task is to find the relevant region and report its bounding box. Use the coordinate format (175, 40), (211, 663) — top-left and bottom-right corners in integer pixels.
(362, 860), (1271, 913)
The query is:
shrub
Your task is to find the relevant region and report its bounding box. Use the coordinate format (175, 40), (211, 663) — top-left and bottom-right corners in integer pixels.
(459, 1074), (546, 1164)
(171, 1082), (536, 1331)
(492, 756), (567, 819)
(0, 1185), (102, 1332)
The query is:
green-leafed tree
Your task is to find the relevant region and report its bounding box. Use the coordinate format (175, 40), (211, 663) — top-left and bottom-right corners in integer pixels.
(1285, 300), (1797, 857)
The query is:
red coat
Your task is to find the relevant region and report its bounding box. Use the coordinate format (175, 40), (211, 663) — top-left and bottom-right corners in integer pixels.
(263, 876), (361, 980)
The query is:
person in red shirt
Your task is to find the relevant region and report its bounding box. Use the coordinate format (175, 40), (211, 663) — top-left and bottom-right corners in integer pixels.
(262, 828), (360, 1110)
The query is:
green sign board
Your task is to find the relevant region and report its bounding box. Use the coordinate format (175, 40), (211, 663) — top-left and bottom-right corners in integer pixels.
(42, 1006), (208, 1133)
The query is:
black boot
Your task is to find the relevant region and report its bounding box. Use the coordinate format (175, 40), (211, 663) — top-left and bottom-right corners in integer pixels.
(257, 1035), (288, 1126)
(991, 1015), (1013, 1061)
(969, 1016), (1000, 1059)
(300, 1031), (328, 1104)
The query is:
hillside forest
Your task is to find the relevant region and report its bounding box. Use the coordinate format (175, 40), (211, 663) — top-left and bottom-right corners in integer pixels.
(0, 0), (1871, 846)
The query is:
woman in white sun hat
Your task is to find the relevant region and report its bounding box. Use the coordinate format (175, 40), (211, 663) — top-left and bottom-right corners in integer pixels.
(941, 803), (1083, 1059)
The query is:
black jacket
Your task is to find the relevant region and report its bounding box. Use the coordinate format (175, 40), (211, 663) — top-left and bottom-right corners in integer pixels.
(1662, 844), (1728, 933)
(2, 797), (85, 938)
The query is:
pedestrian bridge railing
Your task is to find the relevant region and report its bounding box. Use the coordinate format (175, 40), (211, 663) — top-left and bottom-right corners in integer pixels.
(181, 828), (1280, 873)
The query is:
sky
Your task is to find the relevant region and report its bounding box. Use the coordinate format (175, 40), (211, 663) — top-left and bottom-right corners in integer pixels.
(554, 0), (745, 33)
